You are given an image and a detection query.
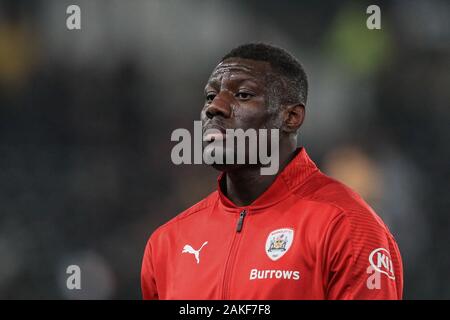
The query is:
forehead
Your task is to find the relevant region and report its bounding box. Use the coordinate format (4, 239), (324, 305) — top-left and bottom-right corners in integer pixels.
(207, 58), (272, 84)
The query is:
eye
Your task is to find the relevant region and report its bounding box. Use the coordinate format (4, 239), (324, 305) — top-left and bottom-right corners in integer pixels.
(206, 92), (216, 103)
(236, 91), (253, 101)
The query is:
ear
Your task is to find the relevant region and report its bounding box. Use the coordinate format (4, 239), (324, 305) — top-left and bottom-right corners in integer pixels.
(281, 103), (305, 133)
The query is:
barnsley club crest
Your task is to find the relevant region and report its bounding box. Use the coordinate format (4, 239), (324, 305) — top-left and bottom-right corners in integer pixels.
(265, 228), (294, 261)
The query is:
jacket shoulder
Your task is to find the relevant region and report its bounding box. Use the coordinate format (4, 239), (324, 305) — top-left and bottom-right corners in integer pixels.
(295, 171), (375, 213)
(150, 191), (218, 240)
(293, 171), (389, 231)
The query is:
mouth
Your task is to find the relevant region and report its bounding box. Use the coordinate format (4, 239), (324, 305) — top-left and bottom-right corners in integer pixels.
(202, 125), (227, 142)
(203, 132), (226, 142)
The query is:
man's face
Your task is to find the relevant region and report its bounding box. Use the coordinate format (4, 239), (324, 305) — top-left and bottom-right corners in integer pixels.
(201, 58), (281, 169)
(201, 57), (277, 133)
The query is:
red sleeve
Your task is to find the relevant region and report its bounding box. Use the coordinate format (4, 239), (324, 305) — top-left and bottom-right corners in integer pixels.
(141, 238), (159, 300)
(323, 211), (403, 300)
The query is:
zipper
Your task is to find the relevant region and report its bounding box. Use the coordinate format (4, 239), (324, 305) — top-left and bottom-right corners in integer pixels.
(221, 209), (247, 299)
(236, 209), (247, 232)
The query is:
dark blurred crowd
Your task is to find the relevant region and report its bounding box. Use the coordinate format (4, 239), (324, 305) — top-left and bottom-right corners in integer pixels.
(0, 0), (449, 299)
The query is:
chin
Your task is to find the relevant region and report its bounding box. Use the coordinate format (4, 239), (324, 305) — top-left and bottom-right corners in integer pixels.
(210, 163), (240, 172)
(210, 163), (261, 173)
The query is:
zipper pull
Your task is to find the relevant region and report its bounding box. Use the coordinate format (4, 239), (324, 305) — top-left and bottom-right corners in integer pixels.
(236, 210), (246, 232)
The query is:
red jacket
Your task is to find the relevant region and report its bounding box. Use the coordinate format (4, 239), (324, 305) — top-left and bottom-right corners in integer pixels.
(141, 148), (403, 299)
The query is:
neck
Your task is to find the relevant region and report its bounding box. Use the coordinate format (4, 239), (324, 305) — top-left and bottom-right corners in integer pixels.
(222, 138), (298, 207)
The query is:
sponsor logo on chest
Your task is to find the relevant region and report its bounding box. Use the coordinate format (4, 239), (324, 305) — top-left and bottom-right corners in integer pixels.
(265, 228), (294, 261)
(249, 228), (300, 281)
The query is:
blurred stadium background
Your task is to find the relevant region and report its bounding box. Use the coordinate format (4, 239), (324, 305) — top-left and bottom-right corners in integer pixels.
(0, 0), (449, 299)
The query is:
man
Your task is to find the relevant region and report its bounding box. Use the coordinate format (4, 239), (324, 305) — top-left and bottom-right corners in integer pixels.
(141, 43), (403, 299)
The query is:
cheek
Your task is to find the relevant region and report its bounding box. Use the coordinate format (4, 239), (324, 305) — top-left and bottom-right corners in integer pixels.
(234, 103), (272, 130)
(200, 105), (208, 120)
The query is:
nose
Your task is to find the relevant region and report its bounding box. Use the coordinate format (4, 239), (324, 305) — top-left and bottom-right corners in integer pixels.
(204, 92), (232, 119)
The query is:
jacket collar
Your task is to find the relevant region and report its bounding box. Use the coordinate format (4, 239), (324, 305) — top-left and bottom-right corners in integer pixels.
(217, 147), (319, 213)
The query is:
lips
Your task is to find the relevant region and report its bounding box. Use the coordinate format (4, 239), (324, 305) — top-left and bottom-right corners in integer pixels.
(203, 132), (226, 142)
(202, 125), (227, 142)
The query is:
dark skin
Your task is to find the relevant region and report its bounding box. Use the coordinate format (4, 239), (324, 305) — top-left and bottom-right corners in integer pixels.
(201, 58), (305, 206)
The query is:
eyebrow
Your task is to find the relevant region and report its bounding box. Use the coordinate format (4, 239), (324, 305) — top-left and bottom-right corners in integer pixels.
(205, 76), (261, 92)
(215, 64), (254, 73)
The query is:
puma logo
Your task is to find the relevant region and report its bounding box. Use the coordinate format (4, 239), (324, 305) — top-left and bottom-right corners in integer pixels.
(182, 241), (208, 264)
